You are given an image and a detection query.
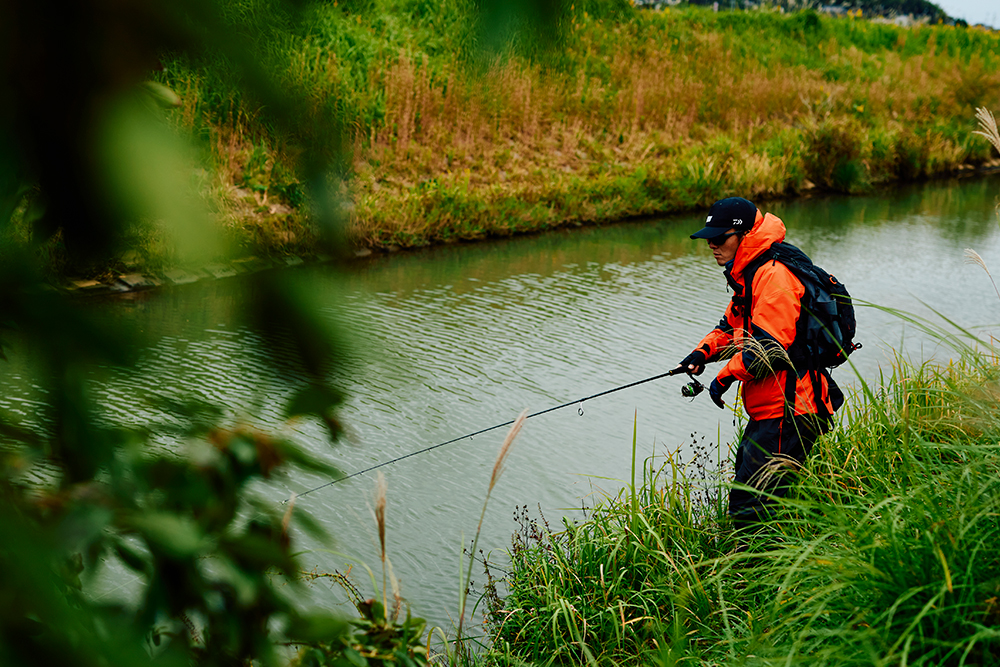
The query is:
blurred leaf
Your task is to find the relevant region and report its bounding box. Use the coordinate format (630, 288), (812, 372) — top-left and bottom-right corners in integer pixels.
(57, 504), (113, 552)
(147, 396), (226, 438)
(112, 537), (151, 575)
(274, 439), (342, 478)
(290, 503), (331, 542)
(96, 90), (221, 267)
(249, 272), (350, 378)
(222, 527), (293, 572)
(212, 558), (260, 605)
(343, 646), (367, 667)
(140, 81), (182, 108)
(125, 512), (206, 559)
(50, 383), (125, 483)
(286, 612), (349, 644)
(227, 432), (259, 467)
(285, 383), (344, 420)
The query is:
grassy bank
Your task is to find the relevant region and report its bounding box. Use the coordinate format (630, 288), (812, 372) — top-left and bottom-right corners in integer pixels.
(480, 332), (1000, 664)
(152, 2), (1000, 261)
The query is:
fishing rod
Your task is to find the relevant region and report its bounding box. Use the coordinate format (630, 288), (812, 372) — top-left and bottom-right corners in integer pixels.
(286, 367), (704, 502)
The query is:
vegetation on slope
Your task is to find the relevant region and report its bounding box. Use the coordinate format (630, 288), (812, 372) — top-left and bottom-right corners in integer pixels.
(153, 1), (1000, 262)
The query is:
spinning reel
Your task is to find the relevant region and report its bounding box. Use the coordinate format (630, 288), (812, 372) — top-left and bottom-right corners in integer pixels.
(667, 366), (705, 399)
(680, 374), (705, 398)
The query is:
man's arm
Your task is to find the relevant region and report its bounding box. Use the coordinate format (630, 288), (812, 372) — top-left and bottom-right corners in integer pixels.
(674, 300), (739, 374)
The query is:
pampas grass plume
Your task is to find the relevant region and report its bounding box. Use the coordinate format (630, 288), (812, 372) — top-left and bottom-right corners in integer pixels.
(974, 107), (1000, 155)
(490, 408), (528, 493)
(964, 248), (1000, 303)
(374, 471), (387, 563)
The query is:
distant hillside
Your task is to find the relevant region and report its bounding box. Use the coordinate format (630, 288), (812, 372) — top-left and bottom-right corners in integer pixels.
(686, 0), (948, 22)
(844, 0), (946, 21)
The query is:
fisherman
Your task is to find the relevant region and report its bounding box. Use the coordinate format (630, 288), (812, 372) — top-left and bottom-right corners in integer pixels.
(674, 197), (837, 534)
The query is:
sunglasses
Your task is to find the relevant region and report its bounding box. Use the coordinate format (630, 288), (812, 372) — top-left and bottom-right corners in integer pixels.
(706, 231), (737, 246)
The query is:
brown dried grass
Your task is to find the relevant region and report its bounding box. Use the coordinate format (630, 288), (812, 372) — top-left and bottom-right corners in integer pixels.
(353, 25), (834, 202)
(166, 9), (1000, 253)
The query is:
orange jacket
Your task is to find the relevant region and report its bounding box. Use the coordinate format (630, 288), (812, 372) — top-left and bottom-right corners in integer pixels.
(696, 211), (834, 420)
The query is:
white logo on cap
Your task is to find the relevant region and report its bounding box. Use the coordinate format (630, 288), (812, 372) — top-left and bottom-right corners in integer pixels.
(706, 215), (713, 222)
(734, 218), (742, 225)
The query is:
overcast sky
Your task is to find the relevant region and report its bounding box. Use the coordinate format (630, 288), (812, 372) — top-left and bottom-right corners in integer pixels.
(934, 0), (998, 27)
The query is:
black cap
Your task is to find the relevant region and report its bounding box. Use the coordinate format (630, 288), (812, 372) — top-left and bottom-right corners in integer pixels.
(689, 197), (758, 240)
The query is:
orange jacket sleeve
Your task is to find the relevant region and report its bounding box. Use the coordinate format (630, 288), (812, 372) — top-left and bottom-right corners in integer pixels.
(696, 299), (739, 360)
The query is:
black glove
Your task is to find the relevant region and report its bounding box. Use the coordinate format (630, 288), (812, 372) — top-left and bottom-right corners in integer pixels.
(677, 348), (708, 376)
(709, 376), (733, 409)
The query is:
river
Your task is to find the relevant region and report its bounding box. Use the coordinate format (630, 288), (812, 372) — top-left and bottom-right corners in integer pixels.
(3, 175), (999, 633)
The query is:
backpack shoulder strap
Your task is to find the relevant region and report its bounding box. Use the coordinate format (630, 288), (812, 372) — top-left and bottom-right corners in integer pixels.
(739, 245), (778, 326)
(740, 243), (804, 418)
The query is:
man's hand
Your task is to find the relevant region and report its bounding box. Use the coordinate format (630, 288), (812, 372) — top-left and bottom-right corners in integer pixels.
(676, 349), (708, 376)
(709, 376), (733, 409)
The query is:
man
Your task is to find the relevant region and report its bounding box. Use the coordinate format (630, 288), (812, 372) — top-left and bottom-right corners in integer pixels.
(675, 196), (836, 532)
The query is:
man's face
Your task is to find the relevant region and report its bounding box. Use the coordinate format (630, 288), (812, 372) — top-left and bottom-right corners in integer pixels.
(707, 228), (741, 266)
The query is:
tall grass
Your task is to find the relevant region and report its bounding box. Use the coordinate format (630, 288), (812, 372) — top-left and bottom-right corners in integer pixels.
(751, 350), (1000, 665)
(154, 3), (1000, 259)
(485, 436), (735, 665)
(485, 324), (1000, 665)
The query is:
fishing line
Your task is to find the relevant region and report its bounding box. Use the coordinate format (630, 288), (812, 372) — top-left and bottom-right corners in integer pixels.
(286, 368), (687, 502)
(94, 370), (686, 607)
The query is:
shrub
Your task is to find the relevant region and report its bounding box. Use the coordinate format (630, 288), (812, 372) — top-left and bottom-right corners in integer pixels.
(803, 119), (869, 193)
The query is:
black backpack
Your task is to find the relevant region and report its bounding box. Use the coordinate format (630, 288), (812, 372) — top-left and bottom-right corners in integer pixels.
(742, 241), (860, 372)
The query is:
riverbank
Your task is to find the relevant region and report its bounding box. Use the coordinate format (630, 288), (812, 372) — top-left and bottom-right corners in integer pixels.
(141, 3), (1000, 263)
(12, 2), (998, 286)
(483, 340), (1000, 665)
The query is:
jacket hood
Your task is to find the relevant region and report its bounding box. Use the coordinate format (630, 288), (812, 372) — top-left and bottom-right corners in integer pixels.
(729, 211), (786, 285)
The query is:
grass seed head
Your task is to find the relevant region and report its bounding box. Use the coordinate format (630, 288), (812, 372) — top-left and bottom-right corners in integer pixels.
(373, 471), (387, 563)
(965, 248), (1000, 303)
(491, 408), (528, 494)
(965, 248), (988, 272)
(974, 107), (1000, 155)
(728, 328), (794, 378)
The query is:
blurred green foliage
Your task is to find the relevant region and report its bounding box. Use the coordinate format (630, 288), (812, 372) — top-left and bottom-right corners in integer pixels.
(292, 588), (430, 667)
(0, 0), (388, 665)
(0, 0), (569, 664)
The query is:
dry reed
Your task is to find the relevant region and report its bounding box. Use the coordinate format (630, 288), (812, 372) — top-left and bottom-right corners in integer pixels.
(454, 408), (528, 663)
(370, 470), (393, 621)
